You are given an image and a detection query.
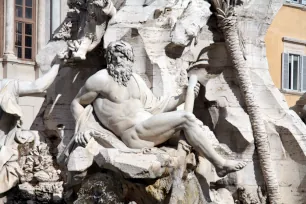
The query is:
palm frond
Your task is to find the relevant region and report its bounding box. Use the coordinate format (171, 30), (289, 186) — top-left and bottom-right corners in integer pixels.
(211, 0), (230, 18)
(216, 8), (226, 17)
(216, 14), (225, 20)
(211, 0), (221, 9)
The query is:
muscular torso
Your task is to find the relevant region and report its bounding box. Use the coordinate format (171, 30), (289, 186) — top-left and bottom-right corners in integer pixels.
(93, 71), (152, 136)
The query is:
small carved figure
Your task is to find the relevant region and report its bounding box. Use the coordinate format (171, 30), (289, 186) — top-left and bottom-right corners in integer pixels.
(65, 41), (247, 197)
(53, 0), (87, 41)
(56, 0), (116, 60)
(0, 60), (62, 194)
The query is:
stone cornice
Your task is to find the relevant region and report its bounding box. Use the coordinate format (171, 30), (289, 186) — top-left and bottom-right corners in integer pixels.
(284, 2), (306, 10)
(283, 37), (306, 45)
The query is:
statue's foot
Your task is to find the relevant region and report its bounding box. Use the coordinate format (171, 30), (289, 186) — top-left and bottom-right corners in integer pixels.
(216, 160), (247, 177)
(57, 51), (68, 59)
(72, 52), (86, 60)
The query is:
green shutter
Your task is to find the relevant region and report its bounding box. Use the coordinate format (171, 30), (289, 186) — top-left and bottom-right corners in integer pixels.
(282, 53), (289, 90)
(301, 55), (306, 91)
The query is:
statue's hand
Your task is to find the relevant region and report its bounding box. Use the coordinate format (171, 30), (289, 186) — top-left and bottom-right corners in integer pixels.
(195, 118), (204, 128)
(194, 82), (200, 97)
(75, 130), (93, 146)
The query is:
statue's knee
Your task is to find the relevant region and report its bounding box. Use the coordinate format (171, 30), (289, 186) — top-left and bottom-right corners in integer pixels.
(121, 135), (131, 146)
(182, 111), (196, 123)
(196, 118), (204, 126)
(121, 133), (138, 148)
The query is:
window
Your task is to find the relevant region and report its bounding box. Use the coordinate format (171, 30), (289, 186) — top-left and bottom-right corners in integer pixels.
(286, 0), (306, 5)
(14, 0), (36, 60)
(282, 53), (306, 92)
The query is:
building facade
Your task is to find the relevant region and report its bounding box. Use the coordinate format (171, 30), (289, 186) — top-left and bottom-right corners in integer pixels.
(266, 0), (306, 107)
(0, 0), (68, 128)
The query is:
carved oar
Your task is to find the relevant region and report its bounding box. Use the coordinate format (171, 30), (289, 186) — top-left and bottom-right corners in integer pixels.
(184, 75), (198, 112)
(169, 74), (198, 204)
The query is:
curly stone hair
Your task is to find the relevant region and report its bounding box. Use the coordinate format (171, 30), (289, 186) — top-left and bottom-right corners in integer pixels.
(105, 41), (134, 65)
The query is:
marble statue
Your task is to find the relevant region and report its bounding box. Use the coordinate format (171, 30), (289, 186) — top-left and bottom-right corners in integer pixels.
(65, 41), (247, 196)
(0, 60), (61, 194)
(56, 0), (116, 60)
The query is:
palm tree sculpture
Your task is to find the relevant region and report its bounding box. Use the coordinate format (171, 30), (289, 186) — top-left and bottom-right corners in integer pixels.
(210, 0), (281, 203)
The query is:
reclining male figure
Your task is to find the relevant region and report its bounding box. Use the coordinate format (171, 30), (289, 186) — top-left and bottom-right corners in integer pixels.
(70, 41), (247, 179)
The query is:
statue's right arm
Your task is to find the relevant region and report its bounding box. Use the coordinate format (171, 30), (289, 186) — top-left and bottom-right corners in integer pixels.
(70, 86), (98, 121)
(70, 77), (101, 121)
(70, 71), (107, 121)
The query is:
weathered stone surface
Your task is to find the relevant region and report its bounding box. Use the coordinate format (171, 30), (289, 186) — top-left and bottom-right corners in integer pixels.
(74, 173), (125, 204)
(82, 139), (179, 179)
(210, 188), (235, 204)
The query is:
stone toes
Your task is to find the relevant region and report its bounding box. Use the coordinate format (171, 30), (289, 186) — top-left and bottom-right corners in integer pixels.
(236, 163), (243, 169)
(237, 162), (247, 169)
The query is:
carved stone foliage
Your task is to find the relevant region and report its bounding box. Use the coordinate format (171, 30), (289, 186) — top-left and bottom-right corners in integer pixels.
(6, 137), (63, 203)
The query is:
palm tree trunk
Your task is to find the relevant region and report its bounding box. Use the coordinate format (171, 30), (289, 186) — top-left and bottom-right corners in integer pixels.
(211, 1), (281, 203)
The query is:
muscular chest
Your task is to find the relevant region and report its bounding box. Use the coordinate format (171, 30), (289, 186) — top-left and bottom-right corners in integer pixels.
(103, 78), (141, 103)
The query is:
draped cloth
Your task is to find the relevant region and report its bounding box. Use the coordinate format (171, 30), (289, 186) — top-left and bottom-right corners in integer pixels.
(0, 138), (22, 194)
(65, 74), (172, 172)
(0, 79), (25, 194)
(0, 80), (22, 118)
(132, 73), (171, 115)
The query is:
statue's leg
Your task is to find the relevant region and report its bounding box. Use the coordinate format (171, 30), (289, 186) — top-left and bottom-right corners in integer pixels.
(72, 37), (92, 60)
(124, 110), (247, 177)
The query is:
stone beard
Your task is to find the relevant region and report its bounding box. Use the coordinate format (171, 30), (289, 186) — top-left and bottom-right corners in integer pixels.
(107, 62), (133, 87)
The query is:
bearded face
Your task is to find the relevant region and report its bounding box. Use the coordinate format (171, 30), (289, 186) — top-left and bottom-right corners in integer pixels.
(107, 52), (133, 86)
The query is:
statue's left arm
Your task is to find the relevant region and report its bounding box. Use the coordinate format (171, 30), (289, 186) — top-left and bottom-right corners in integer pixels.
(136, 75), (200, 113)
(163, 90), (187, 112)
(18, 63), (61, 96)
(133, 74), (184, 113)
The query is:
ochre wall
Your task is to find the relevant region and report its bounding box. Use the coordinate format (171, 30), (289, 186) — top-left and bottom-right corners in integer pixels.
(265, 5), (306, 107)
(283, 93), (301, 106)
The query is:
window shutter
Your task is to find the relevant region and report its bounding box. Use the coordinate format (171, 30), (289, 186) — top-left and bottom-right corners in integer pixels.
(301, 55), (306, 91)
(282, 53), (290, 90)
